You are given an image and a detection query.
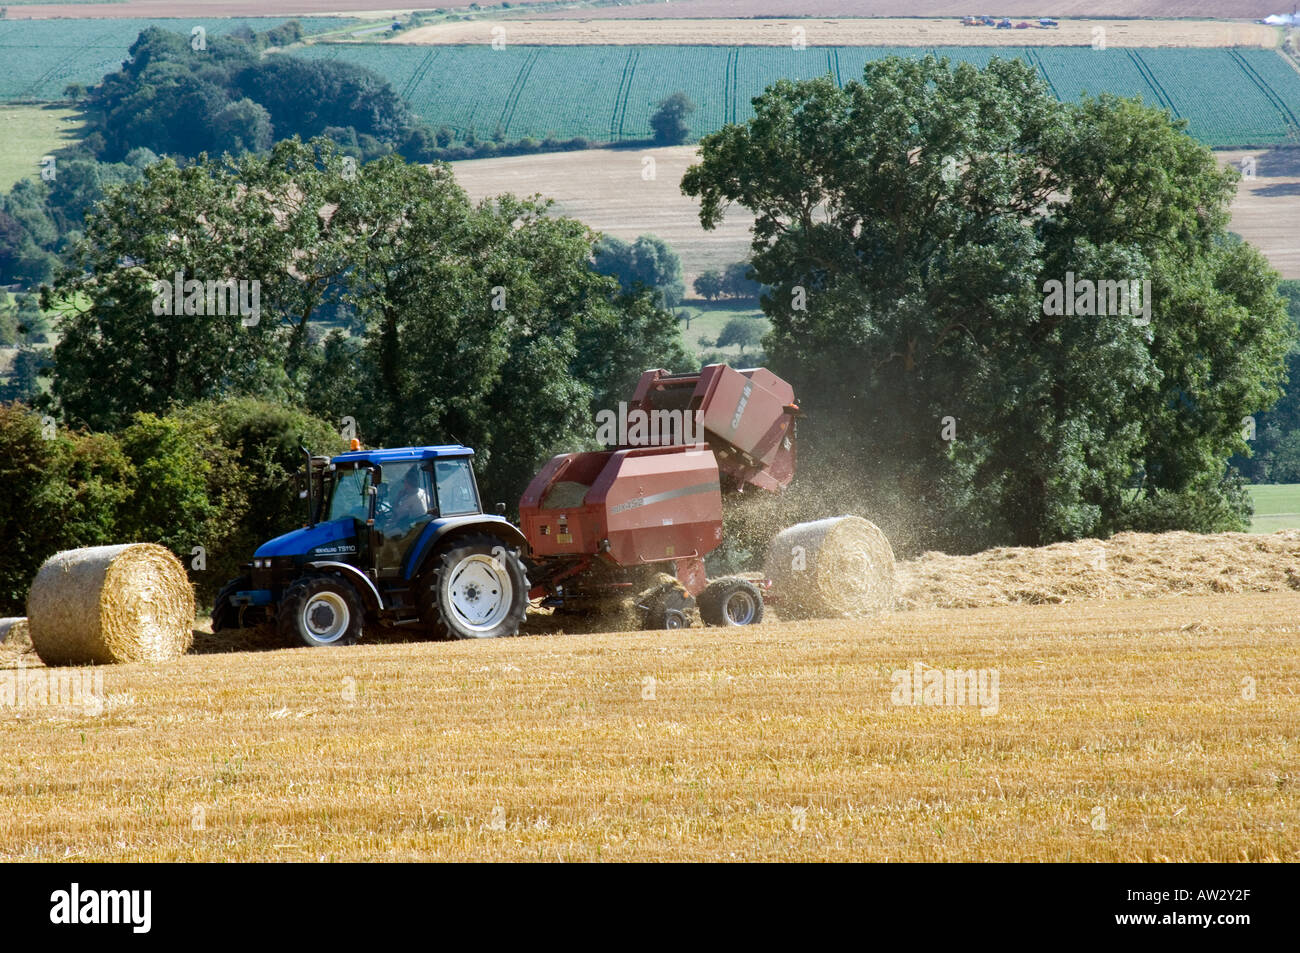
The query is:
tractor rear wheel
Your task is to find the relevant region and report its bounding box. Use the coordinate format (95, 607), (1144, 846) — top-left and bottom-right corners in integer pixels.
(698, 577), (764, 627)
(418, 535), (529, 640)
(278, 573), (365, 648)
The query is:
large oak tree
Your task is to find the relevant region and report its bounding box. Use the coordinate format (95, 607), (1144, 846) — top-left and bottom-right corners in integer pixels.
(683, 55), (1291, 550)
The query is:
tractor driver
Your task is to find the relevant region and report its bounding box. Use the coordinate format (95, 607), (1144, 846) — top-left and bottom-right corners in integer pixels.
(384, 465), (431, 539)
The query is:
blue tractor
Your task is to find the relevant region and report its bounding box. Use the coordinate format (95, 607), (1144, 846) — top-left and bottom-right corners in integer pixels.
(213, 443), (531, 647)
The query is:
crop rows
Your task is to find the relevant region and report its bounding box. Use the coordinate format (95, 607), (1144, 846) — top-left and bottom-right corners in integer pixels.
(299, 43), (1300, 149)
(0, 18), (353, 101)
(3, 25), (1298, 147)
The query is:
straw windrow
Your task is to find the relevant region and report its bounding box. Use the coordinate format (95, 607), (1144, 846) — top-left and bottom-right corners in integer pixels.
(895, 530), (1300, 609)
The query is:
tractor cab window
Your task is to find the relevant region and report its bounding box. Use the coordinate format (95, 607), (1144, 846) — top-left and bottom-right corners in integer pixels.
(378, 463), (433, 535)
(328, 468), (370, 523)
(375, 462), (435, 577)
(434, 459), (479, 516)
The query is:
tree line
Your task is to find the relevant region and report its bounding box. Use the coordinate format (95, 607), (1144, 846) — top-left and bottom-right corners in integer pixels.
(1, 53), (1296, 612)
(683, 55), (1294, 551)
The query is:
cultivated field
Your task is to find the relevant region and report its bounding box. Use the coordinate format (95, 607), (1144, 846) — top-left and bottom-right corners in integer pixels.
(1, 591), (1295, 861)
(397, 17), (1283, 48)
(0, 17), (352, 101)
(2, 1), (1289, 19)
(296, 42), (1300, 148)
(450, 145), (1300, 287)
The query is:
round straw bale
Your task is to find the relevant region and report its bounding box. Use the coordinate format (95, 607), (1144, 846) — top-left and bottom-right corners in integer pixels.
(0, 617), (31, 652)
(765, 516), (896, 619)
(27, 544), (195, 665)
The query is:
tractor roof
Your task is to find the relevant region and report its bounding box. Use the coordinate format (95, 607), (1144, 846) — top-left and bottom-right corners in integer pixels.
(332, 445), (474, 465)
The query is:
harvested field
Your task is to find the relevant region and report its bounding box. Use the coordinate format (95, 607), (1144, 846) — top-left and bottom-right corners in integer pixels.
(534, 2), (1288, 19)
(1218, 148), (1300, 280)
(451, 146), (1300, 288)
(1, 592), (1295, 861)
(896, 530), (1300, 609)
(451, 146), (754, 293)
(396, 17), (1281, 48)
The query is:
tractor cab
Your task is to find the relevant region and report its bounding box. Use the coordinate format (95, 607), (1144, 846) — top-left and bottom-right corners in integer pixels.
(215, 443), (529, 647)
(320, 446), (485, 578)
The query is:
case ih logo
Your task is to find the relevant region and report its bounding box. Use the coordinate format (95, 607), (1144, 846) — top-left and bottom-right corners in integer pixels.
(731, 382), (753, 430)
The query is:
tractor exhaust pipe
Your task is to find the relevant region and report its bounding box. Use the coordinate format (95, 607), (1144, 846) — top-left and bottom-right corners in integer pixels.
(300, 437), (315, 529)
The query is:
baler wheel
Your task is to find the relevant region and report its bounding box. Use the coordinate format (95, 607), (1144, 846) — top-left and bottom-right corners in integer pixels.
(640, 583), (695, 630)
(698, 578), (764, 627)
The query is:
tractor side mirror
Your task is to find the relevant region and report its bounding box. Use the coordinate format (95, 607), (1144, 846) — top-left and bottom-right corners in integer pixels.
(495, 502), (506, 516)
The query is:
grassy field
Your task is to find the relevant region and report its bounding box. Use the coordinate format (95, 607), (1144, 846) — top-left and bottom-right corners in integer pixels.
(1, 591), (1295, 861)
(1248, 484), (1300, 533)
(0, 104), (80, 192)
(679, 301), (767, 361)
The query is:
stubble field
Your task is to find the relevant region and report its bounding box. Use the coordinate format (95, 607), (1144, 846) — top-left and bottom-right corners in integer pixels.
(450, 145), (1300, 288)
(395, 17), (1283, 48)
(2, 1), (1289, 19)
(1, 592), (1296, 861)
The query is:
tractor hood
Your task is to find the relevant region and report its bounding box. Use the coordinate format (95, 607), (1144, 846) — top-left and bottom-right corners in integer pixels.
(255, 519), (359, 561)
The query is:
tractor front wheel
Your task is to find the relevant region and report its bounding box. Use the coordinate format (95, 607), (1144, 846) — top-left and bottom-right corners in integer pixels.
(212, 576), (249, 631)
(278, 573), (365, 648)
(419, 535), (529, 640)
